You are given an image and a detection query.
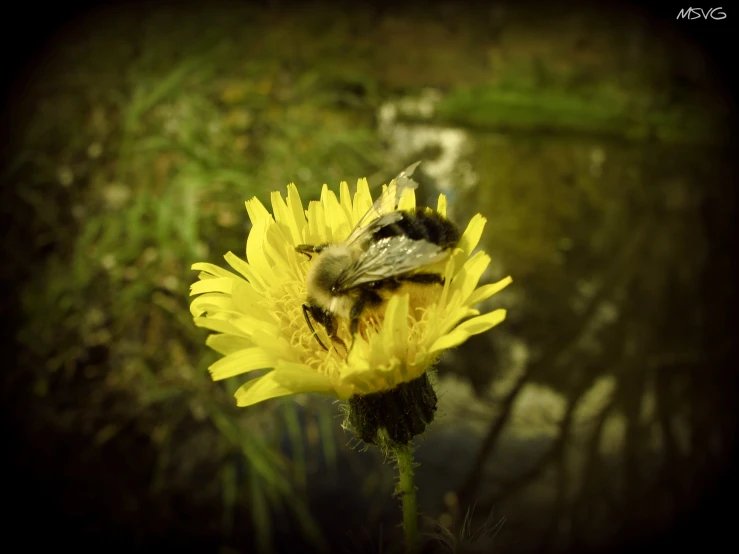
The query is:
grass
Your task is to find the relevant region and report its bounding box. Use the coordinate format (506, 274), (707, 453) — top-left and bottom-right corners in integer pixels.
(433, 87), (728, 144)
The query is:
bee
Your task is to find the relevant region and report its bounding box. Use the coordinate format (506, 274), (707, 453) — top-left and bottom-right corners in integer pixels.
(295, 161), (461, 355)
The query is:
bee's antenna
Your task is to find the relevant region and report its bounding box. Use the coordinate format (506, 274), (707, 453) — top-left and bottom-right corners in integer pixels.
(346, 334), (357, 361)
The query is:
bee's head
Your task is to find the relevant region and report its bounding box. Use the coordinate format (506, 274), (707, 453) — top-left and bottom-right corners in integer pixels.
(307, 244), (353, 296)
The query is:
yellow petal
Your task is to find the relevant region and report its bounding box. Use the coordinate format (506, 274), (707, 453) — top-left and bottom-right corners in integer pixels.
(226, 313), (277, 339)
(338, 364), (395, 394)
(450, 251), (491, 304)
(205, 334), (254, 355)
(194, 316), (249, 337)
(224, 252), (266, 291)
(267, 238), (302, 282)
(263, 223), (292, 270)
(345, 338), (371, 370)
(190, 277), (233, 296)
(245, 197), (271, 224)
(231, 278), (276, 324)
(306, 200), (327, 244)
(353, 177), (373, 223)
(251, 327), (296, 359)
(339, 181), (354, 224)
(321, 185), (350, 241)
(437, 253), (463, 309)
(235, 362), (335, 407)
(271, 190), (301, 246)
(432, 303), (479, 339)
(458, 214), (487, 257)
(397, 187), (416, 211)
(286, 183), (307, 238)
(190, 293), (233, 317)
(437, 194), (447, 217)
(382, 293), (409, 359)
(429, 309), (507, 354)
(246, 217), (275, 280)
(191, 262), (239, 280)
(466, 276), (513, 306)
(209, 347), (276, 381)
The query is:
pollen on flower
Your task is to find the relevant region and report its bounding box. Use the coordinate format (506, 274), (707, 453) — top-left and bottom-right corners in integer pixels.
(269, 284), (308, 346)
(262, 275), (333, 365)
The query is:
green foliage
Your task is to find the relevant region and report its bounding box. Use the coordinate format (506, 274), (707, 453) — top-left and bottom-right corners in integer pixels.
(434, 87), (727, 144)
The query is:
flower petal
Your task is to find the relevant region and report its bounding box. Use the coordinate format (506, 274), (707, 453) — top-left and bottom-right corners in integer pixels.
(191, 262), (239, 280)
(379, 184), (393, 213)
(235, 361), (335, 407)
(231, 279), (277, 324)
(263, 223), (294, 274)
(195, 308), (268, 339)
(321, 185), (350, 241)
(245, 197), (271, 224)
(466, 276), (513, 306)
(194, 316), (249, 337)
(246, 217), (275, 281)
(450, 251), (491, 305)
(397, 187), (416, 211)
(306, 200), (327, 244)
(437, 194), (447, 217)
(431, 255), (457, 312)
(429, 309), (507, 354)
(206, 334), (254, 355)
(190, 293), (233, 317)
(382, 293), (409, 360)
(339, 181), (354, 224)
(427, 300), (479, 344)
(286, 184), (307, 238)
(352, 177), (373, 223)
(190, 277), (233, 296)
(271, 190), (301, 246)
(251, 327), (296, 359)
(339, 363), (400, 395)
(230, 314), (279, 339)
(209, 347), (276, 381)
(458, 214), (487, 257)
(224, 252), (266, 291)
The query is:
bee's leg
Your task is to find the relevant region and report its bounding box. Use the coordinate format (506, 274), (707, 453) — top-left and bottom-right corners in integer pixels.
(398, 273), (445, 286)
(305, 304), (347, 353)
(303, 304), (329, 351)
(348, 290), (383, 356)
(295, 243), (329, 261)
(321, 310), (348, 353)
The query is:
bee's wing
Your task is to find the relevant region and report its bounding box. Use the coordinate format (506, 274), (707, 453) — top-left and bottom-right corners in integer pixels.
(344, 161), (422, 246)
(335, 235), (450, 291)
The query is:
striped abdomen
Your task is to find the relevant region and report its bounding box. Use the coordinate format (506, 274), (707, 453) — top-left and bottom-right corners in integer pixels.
(371, 207), (460, 249)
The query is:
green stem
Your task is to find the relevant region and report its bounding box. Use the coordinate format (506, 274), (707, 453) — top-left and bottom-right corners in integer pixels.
(394, 443), (418, 554)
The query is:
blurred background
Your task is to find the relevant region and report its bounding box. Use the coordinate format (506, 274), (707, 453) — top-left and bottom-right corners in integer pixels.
(1, 1), (736, 553)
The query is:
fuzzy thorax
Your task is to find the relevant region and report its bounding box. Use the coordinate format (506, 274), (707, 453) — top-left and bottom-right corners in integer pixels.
(305, 243), (357, 319)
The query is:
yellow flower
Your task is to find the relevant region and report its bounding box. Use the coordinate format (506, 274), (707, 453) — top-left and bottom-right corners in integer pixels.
(190, 174), (512, 408)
